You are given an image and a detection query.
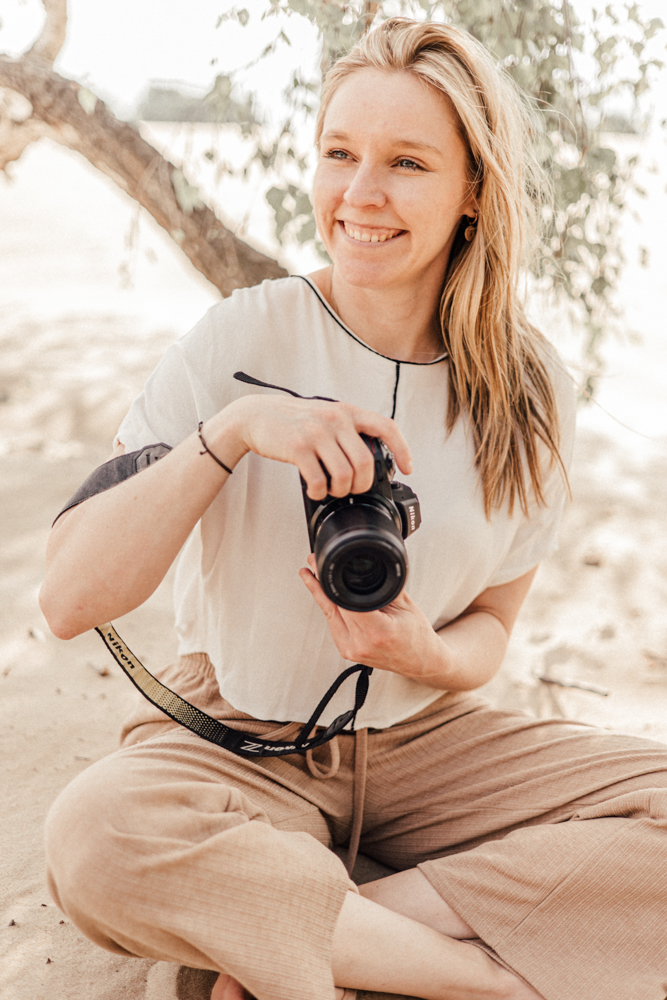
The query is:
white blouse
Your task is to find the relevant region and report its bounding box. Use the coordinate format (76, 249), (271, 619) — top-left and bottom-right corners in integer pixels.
(116, 275), (576, 729)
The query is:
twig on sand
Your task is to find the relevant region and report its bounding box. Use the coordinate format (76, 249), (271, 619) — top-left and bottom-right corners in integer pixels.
(532, 672), (610, 697)
(87, 661), (109, 677)
(643, 651), (667, 670)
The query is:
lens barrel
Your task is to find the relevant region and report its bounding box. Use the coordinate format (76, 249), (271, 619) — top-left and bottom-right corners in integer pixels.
(314, 501), (407, 611)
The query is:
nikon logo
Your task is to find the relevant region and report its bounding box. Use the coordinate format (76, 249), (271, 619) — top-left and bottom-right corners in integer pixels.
(241, 740), (297, 754)
(108, 636), (136, 669)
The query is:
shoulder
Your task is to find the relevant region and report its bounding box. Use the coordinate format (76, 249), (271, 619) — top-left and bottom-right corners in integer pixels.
(170, 276), (319, 369)
(189, 275), (311, 335)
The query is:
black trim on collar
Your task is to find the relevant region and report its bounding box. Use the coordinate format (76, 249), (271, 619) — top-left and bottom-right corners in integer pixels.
(390, 363), (401, 420)
(297, 275), (448, 367)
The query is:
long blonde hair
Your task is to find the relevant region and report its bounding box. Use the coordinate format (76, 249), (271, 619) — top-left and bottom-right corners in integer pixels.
(316, 18), (567, 517)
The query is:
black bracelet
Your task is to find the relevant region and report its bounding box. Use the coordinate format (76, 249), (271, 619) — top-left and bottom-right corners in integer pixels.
(197, 421), (234, 476)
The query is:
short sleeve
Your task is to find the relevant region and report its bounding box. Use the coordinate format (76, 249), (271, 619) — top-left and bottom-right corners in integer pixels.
(487, 353), (576, 587)
(114, 296), (247, 453)
(114, 278), (304, 453)
(115, 341), (199, 452)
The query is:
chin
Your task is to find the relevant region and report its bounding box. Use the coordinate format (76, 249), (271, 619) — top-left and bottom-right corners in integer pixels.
(331, 252), (406, 290)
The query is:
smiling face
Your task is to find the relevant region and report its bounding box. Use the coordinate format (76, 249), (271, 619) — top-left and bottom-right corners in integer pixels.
(313, 67), (477, 296)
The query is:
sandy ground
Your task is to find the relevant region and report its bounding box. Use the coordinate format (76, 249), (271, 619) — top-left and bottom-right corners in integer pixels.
(1, 128), (667, 998)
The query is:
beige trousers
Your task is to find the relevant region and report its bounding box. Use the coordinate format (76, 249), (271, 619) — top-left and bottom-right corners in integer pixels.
(45, 654), (667, 1000)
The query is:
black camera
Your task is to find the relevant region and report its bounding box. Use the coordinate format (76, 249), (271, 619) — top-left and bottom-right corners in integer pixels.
(301, 435), (421, 612)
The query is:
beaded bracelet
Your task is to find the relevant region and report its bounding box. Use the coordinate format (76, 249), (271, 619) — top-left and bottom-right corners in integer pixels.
(197, 421), (234, 476)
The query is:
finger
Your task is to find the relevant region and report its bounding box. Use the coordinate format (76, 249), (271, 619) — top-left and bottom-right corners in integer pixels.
(336, 585), (410, 629)
(297, 451), (331, 501)
(335, 428), (376, 494)
(299, 567), (338, 620)
(349, 411), (413, 476)
(314, 441), (355, 498)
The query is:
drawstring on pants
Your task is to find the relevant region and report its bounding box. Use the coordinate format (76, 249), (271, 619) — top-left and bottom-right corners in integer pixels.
(347, 728), (368, 875)
(305, 737), (341, 779)
(305, 728), (369, 876)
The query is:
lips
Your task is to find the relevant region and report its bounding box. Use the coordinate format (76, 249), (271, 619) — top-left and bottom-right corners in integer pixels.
(340, 221), (404, 243)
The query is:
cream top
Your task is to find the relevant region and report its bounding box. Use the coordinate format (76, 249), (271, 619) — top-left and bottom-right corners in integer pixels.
(117, 275), (576, 728)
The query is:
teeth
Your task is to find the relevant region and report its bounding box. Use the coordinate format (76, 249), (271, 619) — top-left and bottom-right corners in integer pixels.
(343, 222), (400, 243)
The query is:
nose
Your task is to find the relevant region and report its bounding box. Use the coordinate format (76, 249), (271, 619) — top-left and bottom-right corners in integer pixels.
(343, 162), (387, 210)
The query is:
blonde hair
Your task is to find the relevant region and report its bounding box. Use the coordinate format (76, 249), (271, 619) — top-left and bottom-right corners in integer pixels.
(316, 18), (567, 517)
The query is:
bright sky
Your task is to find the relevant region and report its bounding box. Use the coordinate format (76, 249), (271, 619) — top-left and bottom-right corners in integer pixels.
(0, 0), (321, 117)
(1, 0), (665, 120)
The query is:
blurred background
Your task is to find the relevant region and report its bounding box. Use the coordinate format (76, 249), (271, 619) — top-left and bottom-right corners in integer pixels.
(0, 2), (666, 997)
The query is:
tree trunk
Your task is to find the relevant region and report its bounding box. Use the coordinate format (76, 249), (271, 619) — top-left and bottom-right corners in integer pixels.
(0, 55), (287, 297)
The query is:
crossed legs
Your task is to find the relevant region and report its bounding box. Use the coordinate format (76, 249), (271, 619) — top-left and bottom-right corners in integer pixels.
(212, 870), (543, 1000)
(46, 698), (667, 1000)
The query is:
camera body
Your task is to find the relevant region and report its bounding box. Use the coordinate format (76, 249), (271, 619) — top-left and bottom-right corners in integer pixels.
(301, 434), (421, 612)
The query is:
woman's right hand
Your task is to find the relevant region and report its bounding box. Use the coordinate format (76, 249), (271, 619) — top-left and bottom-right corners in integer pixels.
(40, 393), (412, 639)
(204, 394), (413, 501)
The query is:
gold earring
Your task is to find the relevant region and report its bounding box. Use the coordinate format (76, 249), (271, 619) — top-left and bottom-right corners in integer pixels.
(464, 215), (478, 242)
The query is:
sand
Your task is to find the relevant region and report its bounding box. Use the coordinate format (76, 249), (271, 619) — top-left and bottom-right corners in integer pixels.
(1, 127), (666, 999)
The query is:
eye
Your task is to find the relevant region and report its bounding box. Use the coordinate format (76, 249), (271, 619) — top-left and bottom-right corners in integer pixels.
(396, 157), (424, 171)
(324, 148), (351, 161)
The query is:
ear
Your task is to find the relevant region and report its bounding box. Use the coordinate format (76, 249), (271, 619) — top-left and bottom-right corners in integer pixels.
(461, 176), (479, 219)
(461, 191), (478, 220)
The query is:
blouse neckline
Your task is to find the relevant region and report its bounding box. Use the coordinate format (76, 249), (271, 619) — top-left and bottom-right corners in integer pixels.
(297, 275), (448, 367)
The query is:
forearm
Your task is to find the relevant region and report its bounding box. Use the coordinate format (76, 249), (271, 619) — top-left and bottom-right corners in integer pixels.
(430, 610), (509, 691)
(421, 568), (538, 691)
(40, 418), (245, 639)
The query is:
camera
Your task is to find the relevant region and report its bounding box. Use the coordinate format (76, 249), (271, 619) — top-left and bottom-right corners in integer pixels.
(301, 435), (421, 612)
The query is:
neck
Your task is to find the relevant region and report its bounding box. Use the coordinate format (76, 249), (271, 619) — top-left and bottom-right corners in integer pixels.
(309, 267), (446, 363)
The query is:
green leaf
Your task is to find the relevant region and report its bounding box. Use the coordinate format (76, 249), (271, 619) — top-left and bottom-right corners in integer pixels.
(646, 18), (664, 40)
(297, 216), (317, 243)
(587, 146), (617, 172)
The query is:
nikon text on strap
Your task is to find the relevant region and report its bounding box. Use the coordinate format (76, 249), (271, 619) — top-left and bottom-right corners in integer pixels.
(96, 623), (372, 758)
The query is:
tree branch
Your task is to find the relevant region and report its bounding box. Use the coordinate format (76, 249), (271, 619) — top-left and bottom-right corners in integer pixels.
(0, 86), (50, 169)
(25, 0), (68, 66)
(0, 56), (287, 295)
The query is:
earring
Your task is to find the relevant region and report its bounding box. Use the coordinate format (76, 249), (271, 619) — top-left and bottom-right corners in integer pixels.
(464, 215), (478, 242)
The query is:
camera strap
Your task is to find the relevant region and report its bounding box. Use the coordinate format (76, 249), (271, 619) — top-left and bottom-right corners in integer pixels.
(95, 623), (373, 758)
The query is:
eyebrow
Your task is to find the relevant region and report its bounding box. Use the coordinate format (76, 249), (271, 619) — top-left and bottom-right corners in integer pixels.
(321, 131), (443, 156)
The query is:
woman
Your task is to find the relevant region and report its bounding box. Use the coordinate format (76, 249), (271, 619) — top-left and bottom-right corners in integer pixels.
(41, 19), (667, 1000)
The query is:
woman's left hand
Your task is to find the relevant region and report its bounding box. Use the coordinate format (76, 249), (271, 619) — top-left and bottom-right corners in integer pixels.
(299, 555), (450, 685)
(301, 558), (539, 692)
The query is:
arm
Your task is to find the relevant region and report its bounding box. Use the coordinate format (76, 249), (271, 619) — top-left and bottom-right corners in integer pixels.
(40, 395), (412, 640)
(299, 563), (538, 691)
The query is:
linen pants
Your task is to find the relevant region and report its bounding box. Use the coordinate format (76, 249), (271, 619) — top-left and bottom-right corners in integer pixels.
(45, 653), (667, 1000)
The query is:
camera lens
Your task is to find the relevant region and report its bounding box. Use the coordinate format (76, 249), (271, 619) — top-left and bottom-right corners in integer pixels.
(341, 550), (388, 596)
(314, 501), (407, 611)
